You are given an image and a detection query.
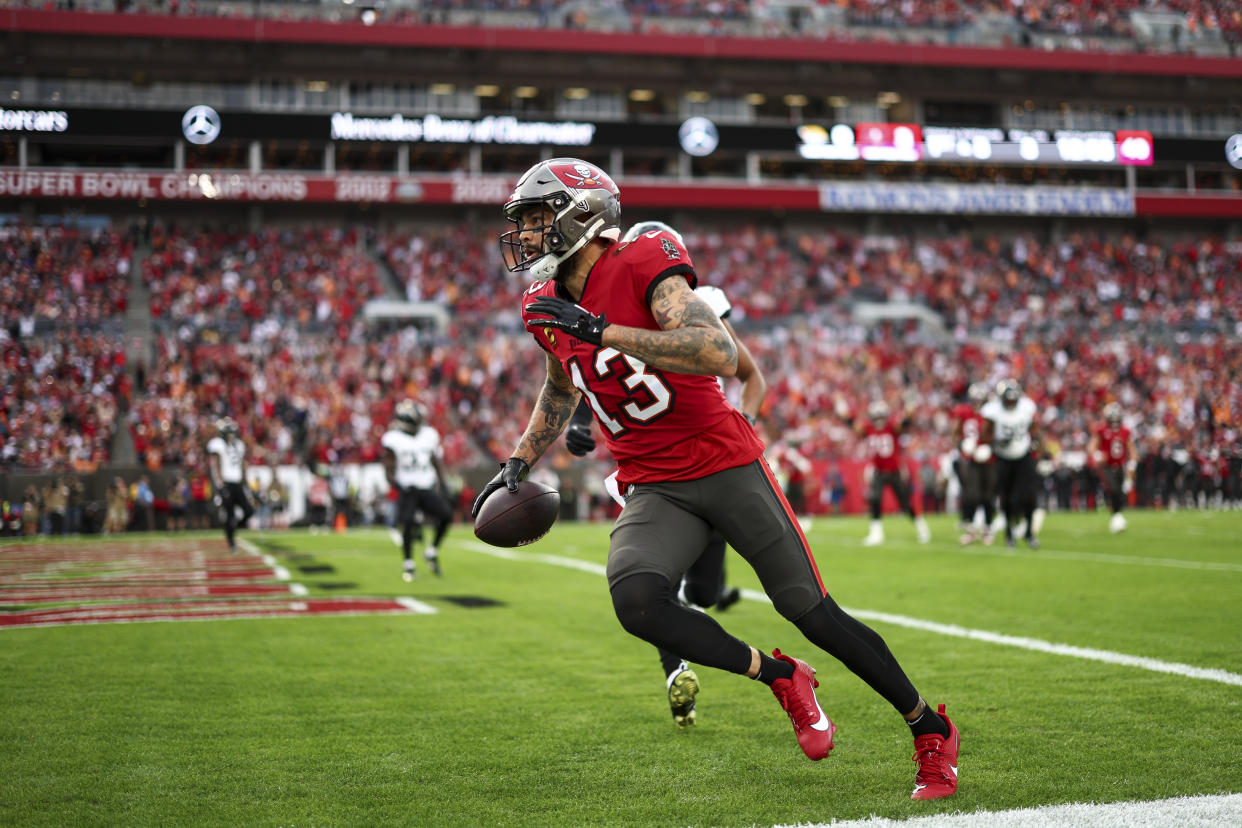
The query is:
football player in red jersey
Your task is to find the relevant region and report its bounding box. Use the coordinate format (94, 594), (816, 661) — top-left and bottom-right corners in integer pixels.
(473, 158), (959, 800)
(841, 396), (932, 547)
(952, 382), (997, 545)
(1087, 402), (1137, 533)
(563, 220), (757, 729)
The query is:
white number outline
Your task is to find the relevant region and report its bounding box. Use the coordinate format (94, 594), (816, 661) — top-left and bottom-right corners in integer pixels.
(567, 347), (676, 437)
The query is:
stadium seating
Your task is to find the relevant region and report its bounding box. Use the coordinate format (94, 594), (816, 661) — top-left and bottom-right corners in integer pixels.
(0, 224), (134, 333)
(142, 224), (386, 338)
(2, 218), (1237, 518)
(0, 332), (126, 472)
(8, 0), (1240, 51)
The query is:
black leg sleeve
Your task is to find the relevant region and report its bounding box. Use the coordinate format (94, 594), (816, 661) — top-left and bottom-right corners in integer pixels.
(792, 594), (921, 714)
(657, 647), (685, 679)
(611, 572), (752, 675)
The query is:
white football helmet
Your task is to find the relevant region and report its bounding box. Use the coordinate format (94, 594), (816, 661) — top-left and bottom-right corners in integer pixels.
(393, 400), (424, 434)
(621, 220), (685, 246)
(500, 158), (622, 283)
(1103, 402), (1122, 427)
(867, 400), (890, 423)
(997, 379), (1022, 409)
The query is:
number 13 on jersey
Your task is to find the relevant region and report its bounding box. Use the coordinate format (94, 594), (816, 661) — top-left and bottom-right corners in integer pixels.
(568, 347), (674, 437)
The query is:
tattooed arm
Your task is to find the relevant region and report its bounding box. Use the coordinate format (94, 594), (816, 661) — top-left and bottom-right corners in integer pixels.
(601, 276), (738, 377)
(511, 352), (582, 465)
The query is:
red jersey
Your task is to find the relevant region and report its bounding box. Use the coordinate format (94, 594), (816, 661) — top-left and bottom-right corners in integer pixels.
(522, 230), (764, 488)
(1094, 424), (1132, 468)
(951, 403), (989, 457)
(861, 419), (903, 473)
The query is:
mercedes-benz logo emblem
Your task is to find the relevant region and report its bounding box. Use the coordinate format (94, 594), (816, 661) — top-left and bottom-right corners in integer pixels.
(679, 117), (719, 158)
(182, 105), (221, 146)
(1225, 134), (1242, 171)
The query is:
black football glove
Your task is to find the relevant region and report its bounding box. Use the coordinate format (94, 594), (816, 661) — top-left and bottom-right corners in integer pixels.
(525, 297), (610, 346)
(471, 457), (530, 518)
(565, 422), (596, 456)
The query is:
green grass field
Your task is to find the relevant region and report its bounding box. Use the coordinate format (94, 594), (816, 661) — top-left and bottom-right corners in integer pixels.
(2, 509), (1240, 827)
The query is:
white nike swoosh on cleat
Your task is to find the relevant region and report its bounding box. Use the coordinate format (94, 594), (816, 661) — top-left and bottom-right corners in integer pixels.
(913, 784), (927, 792)
(809, 697), (832, 731)
(950, 765), (958, 777)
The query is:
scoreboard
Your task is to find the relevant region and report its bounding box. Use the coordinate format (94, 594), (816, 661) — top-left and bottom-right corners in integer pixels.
(797, 122), (1155, 167)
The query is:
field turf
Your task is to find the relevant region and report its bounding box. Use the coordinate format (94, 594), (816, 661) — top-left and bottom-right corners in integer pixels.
(1, 509), (1239, 826)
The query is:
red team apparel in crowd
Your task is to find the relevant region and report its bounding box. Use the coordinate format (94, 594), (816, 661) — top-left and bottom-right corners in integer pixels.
(521, 229), (765, 490)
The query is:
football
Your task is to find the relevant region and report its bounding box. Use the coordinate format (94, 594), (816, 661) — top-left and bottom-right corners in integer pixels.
(473, 480), (561, 548)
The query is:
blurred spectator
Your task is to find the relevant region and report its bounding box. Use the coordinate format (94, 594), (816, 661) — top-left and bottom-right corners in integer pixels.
(189, 468), (212, 529)
(133, 475), (155, 532)
(104, 477), (129, 534)
(167, 473), (189, 531)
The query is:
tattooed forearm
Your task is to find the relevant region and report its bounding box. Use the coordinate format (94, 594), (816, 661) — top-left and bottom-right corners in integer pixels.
(603, 278), (738, 376)
(513, 358), (580, 464)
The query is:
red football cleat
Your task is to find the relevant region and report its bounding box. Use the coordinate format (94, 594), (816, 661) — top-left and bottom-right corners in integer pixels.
(769, 648), (836, 760)
(911, 704), (960, 800)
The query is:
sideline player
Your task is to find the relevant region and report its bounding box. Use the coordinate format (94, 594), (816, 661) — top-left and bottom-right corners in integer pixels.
(1087, 402), (1137, 533)
(840, 397), (931, 547)
(206, 417), (254, 553)
(981, 379), (1042, 548)
(474, 158), (959, 800)
(382, 400), (453, 580)
(565, 219), (763, 728)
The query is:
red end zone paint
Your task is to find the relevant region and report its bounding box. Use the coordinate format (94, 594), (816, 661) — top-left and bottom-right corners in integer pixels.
(0, 597), (428, 629)
(0, 583), (296, 602)
(0, 538), (432, 627)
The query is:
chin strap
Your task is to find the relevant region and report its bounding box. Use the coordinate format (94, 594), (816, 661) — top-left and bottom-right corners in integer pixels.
(529, 217), (607, 282)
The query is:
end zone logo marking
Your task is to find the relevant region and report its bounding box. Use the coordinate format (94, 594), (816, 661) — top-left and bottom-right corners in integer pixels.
(0, 539), (435, 628)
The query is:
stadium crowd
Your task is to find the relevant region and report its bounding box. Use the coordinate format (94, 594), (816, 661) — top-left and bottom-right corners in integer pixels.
(376, 222), (1242, 341)
(2, 217), (1239, 527)
(0, 224), (133, 334)
(8, 0), (1238, 49)
(0, 331), (128, 472)
(142, 224), (385, 339)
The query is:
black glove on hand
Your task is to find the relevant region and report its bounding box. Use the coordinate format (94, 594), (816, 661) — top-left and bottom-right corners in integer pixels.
(525, 297), (610, 346)
(471, 457), (530, 518)
(565, 422), (596, 456)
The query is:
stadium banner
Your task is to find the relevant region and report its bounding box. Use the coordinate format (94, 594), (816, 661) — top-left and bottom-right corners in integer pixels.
(0, 169), (448, 203)
(817, 182), (1135, 216)
(6, 168), (1238, 216)
(0, 168), (822, 208)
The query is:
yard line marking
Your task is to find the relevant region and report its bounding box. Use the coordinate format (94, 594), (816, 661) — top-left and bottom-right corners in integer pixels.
(839, 606), (1242, 687)
(462, 541), (1242, 688)
(959, 545), (1242, 573)
(395, 596), (438, 615)
(776, 791), (1242, 828)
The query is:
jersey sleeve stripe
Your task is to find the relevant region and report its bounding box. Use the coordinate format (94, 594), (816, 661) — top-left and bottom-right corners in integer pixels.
(643, 263), (697, 308)
(755, 456), (827, 599)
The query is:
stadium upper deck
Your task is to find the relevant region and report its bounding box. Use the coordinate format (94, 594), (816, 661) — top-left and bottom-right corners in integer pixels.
(1, 3), (1240, 218)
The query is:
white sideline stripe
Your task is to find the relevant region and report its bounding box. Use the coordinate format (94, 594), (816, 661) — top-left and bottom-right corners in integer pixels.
(960, 546), (1242, 573)
(776, 792), (1242, 828)
(844, 607), (1242, 688)
(463, 541), (1242, 688)
(395, 596), (438, 615)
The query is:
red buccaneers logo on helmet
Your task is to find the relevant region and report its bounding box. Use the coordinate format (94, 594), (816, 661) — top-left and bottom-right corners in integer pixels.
(549, 162), (618, 193)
